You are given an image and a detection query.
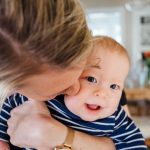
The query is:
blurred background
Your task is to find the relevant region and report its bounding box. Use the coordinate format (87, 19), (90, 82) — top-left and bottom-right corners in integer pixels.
(81, 0), (150, 148)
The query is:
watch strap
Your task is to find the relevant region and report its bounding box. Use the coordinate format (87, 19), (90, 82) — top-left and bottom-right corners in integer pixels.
(63, 127), (75, 148)
(54, 127), (75, 150)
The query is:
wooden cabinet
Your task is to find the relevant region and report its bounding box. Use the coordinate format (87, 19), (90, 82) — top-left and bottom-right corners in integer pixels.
(125, 88), (150, 116)
(125, 88), (150, 101)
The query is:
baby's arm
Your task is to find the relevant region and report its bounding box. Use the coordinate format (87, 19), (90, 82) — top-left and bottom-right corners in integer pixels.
(0, 140), (10, 150)
(111, 106), (147, 150)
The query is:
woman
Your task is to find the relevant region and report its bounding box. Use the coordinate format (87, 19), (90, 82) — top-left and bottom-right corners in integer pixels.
(0, 0), (116, 149)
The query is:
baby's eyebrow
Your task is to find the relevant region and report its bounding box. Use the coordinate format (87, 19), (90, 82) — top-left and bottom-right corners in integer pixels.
(85, 64), (101, 70)
(86, 58), (101, 70)
(90, 64), (101, 69)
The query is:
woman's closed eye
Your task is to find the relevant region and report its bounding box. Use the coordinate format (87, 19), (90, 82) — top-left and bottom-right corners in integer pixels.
(86, 76), (97, 84)
(110, 84), (120, 90)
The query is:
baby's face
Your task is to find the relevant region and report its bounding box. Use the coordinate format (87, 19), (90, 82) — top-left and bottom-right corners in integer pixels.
(65, 45), (130, 121)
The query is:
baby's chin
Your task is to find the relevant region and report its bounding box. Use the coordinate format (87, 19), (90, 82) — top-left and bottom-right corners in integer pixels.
(80, 115), (103, 122)
(79, 111), (115, 122)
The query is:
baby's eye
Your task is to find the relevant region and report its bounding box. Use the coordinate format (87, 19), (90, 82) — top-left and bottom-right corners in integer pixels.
(86, 76), (97, 83)
(110, 84), (119, 90)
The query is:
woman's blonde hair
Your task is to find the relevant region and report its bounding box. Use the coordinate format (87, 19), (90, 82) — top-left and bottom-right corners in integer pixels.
(0, 0), (92, 101)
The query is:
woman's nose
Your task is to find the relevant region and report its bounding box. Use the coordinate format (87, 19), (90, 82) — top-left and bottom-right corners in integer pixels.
(65, 80), (80, 96)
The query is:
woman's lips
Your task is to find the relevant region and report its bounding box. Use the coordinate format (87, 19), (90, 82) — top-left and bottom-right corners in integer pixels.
(86, 104), (101, 111)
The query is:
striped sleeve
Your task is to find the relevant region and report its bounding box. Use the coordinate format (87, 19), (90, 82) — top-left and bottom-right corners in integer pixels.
(0, 93), (27, 142)
(110, 105), (147, 150)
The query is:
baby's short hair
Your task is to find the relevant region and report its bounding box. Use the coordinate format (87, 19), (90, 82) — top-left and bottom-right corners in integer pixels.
(93, 35), (130, 62)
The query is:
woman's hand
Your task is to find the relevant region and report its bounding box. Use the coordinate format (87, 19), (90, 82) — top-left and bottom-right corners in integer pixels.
(7, 100), (116, 150)
(0, 141), (10, 150)
(7, 100), (67, 150)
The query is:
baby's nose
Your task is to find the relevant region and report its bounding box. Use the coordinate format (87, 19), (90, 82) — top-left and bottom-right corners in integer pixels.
(94, 88), (107, 98)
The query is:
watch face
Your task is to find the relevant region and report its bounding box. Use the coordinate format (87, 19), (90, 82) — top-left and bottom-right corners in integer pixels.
(54, 146), (71, 150)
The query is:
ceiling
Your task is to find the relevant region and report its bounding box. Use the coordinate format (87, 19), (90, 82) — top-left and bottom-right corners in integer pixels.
(81, 0), (126, 8)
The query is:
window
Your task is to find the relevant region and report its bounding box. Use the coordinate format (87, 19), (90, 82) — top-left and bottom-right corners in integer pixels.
(87, 10), (123, 44)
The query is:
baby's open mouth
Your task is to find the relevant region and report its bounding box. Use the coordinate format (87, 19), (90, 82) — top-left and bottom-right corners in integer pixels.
(86, 104), (101, 111)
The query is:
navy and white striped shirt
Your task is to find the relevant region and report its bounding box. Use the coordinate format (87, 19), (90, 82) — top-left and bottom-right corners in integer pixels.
(0, 93), (147, 150)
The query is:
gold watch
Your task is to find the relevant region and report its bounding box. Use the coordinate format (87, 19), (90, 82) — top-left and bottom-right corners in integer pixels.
(54, 127), (75, 150)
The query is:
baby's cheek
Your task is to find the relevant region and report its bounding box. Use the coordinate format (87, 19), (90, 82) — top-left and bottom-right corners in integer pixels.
(106, 102), (119, 116)
(64, 96), (79, 114)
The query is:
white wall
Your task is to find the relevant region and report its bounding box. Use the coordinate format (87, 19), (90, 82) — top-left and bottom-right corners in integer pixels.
(81, 0), (150, 66)
(81, 0), (125, 9)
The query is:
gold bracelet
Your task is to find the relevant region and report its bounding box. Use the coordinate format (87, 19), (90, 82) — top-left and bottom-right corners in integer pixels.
(54, 127), (75, 150)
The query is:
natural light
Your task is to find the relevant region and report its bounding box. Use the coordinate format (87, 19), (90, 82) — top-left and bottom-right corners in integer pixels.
(87, 11), (122, 44)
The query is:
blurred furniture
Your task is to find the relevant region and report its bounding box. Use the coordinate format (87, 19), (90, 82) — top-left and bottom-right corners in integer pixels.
(146, 138), (150, 149)
(125, 88), (150, 116)
(125, 88), (150, 100)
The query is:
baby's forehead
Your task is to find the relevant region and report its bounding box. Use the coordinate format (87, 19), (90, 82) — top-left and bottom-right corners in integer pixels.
(86, 56), (101, 68)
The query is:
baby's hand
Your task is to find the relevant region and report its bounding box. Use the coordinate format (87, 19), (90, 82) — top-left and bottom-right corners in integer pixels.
(0, 141), (10, 150)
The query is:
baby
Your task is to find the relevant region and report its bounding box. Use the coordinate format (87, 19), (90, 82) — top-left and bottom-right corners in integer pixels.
(0, 36), (147, 150)
(49, 36), (147, 149)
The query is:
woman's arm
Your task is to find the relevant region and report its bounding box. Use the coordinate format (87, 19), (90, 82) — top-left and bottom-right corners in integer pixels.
(7, 100), (116, 150)
(73, 130), (115, 150)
